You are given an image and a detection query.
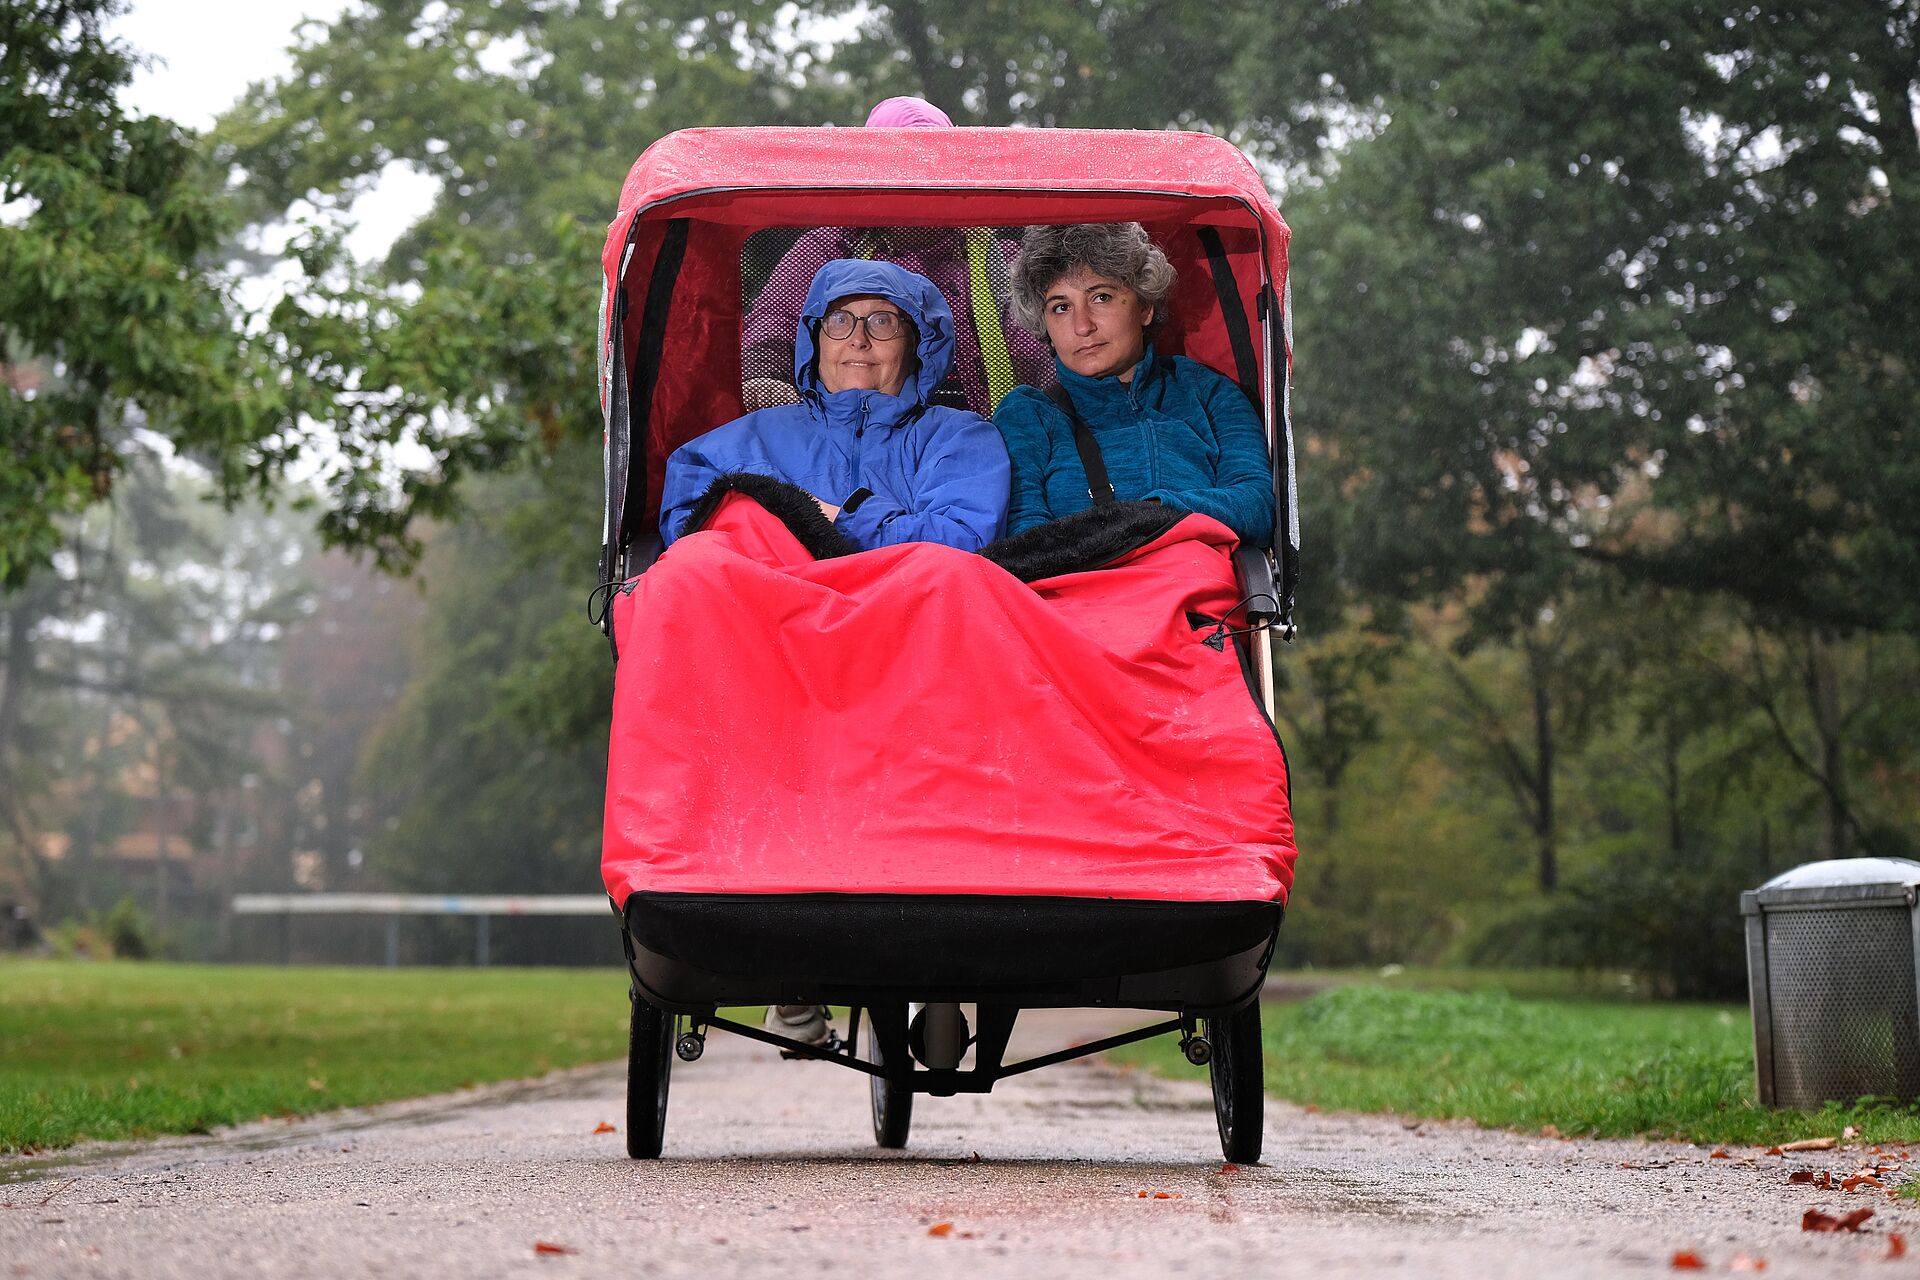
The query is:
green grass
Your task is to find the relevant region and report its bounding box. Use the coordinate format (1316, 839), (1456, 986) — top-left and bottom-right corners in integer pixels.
(1, 960), (627, 1154)
(1114, 982), (1920, 1147)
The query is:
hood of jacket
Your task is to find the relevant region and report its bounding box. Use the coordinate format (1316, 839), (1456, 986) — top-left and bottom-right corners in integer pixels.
(793, 258), (956, 416)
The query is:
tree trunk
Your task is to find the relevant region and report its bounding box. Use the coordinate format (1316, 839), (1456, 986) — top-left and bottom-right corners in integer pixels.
(1664, 719), (1685, 862)
(0, 603), (46, 905)
(1802, 631), (1852, 860)
(151, 754), (171, 937)
(1528, 638), (1557, 893)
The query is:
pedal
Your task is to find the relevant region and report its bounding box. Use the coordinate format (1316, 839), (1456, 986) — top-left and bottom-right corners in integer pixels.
(778, 1029), (842, 1060)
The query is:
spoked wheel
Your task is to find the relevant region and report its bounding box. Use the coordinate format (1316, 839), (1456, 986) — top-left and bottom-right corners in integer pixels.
(1208, 999), (1264, 1164)
(626, 992), (673, 1159)
(864, 1005), (913, 1149)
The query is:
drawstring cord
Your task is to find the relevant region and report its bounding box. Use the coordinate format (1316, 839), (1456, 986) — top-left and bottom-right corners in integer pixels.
(587, 578), (639, 629)
(1191, 589), (1281, 652)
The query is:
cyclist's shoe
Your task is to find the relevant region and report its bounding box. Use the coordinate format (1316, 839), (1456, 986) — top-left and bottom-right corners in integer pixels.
(766, 1003), (832, 1048)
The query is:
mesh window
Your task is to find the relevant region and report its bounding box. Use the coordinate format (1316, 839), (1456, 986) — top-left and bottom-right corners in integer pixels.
(739, 226), (1030, 417)
(1764, 905), (1920, 1108)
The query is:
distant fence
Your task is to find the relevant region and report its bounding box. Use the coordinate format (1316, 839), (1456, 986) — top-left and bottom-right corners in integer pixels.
(230, 894), (613, 968)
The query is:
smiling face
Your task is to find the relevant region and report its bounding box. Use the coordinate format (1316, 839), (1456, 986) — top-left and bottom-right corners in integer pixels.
(1042, 268), (1154, 382)
(816, 294), (913, 397)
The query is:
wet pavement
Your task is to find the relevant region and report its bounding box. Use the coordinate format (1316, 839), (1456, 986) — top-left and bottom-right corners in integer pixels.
(3, 1008), (1914, 1278)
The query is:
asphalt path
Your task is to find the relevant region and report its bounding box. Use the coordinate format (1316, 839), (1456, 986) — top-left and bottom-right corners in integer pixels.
(4, 1007), (1914, 1278)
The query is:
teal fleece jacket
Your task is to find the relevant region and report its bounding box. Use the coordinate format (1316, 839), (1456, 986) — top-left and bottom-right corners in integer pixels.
(992, 348), (1274, 545)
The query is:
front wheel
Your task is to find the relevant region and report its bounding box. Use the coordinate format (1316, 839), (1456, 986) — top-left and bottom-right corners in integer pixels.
(1208, 1000), (1264, 1163)
(865, 1006), (913, 1149)
(626, 993), (673, 1159)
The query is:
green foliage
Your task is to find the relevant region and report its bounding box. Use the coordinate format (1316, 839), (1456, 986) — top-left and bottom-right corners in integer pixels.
(0, 959), (622, 1152)
(1277, 0), (1920, 638)
(47, 896), (154, 959)
(1464, 844), (1753, 999)
(1118, 983), (1920, 1145)
(0, 1), (295, 589)
(209, 0), (865, 570)
(0, 448), (309, 923)
(100, 895), (152, 959)
(355, 444), (610, 898)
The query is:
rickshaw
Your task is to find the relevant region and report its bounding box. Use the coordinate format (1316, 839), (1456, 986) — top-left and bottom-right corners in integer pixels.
(594, 125), (1301, 1162)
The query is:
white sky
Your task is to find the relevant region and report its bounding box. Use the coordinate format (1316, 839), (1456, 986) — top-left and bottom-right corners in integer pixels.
(109, 0), (436, 262)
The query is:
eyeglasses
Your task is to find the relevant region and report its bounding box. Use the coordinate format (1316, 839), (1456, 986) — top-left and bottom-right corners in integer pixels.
(820, 309), (907, 342)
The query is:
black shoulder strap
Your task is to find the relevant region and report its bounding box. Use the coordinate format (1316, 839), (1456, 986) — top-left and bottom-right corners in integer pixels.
(1045, 383), (1116, 507)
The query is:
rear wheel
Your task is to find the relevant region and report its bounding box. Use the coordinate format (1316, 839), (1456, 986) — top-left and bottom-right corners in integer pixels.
(865, 1006), (913, 1149)
(626, 993), (673, 1159)
(1208, 1000), (1264, 1164)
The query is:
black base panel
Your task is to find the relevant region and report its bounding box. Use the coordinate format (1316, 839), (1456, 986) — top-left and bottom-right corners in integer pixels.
(622, 892), (1283, 1013)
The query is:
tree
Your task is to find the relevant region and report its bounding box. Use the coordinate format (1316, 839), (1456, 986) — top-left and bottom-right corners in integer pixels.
(355, 451), (610, 901)
(1259, 0), (1919, 638)
(0, 1), (296, 589)
(208, 0), (866, 569)
(0, 446), (304, 926)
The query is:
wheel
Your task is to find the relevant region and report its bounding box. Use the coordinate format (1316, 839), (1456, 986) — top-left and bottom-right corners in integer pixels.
(626, 993), (673, 1159)
(865, 1006), (913, 1149)
(1208, 999), (1264, 1163)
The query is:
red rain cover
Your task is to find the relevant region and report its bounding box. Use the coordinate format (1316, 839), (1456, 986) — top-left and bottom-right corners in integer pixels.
(601, 497), (1295, 907)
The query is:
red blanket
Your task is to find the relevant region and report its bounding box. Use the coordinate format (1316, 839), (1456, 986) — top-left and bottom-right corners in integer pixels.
(601, 494), (1296, 905)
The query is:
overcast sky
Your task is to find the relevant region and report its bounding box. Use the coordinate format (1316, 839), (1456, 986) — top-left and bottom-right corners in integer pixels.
(110, 0), (434, 261)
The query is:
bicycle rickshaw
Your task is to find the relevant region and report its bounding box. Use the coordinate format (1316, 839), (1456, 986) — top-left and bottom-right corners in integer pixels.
(594, 125), (1301, 1162)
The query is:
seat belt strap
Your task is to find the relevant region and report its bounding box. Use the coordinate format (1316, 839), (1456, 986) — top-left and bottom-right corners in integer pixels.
(1045, 384), (1116, 506)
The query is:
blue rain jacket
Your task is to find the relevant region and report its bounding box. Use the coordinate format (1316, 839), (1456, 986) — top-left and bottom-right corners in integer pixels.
(658, 259), (1011, 552)
(993, 348), (1275, 546)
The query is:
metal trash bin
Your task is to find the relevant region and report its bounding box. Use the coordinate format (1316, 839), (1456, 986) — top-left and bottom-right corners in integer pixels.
(1742, 857), (1920, 1109)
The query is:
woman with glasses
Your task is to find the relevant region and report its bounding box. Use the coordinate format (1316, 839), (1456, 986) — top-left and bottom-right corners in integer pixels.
(659, 258), (1011, 554)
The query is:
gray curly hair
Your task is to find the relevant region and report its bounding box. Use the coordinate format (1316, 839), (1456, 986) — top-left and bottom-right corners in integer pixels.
(1011, 222), (1176, 338)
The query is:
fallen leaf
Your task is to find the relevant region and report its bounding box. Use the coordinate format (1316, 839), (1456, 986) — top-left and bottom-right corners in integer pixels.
(1670, 1250), (1706, 1270)
(1889, 1233), (1907, 1260)
(533, 1241), (573, 1256)
(1541, 1124), (1563, 1139)
(1780, 1137), (1838, 1152)
(1841, 1174), (1884, 1193)
(1843, 1125), (1860, 1141)
(927, 1223), (954, 1238)
(1766, 1146), (1785, 1157)
(1302, 1104), (1320, 1114)
(1872, 1145), (1886, 1155)
(1136, 1190), (1148, 1198)
(959, 1231), (980, 1239)
(592, 1122), (616, 1135)
(1219, 1163), (1240, 1174)
(1710, 1149), (1731, 1159)
(1154, 1191), (1172, 1199)
(969, 1151), (982, 1163)
(1788, 1171), (1815, 1185)
(1727, 1254), (1768, 1272)
(1801, 1206), (1874, 1233)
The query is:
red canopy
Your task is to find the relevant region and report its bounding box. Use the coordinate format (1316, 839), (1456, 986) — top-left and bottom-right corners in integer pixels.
(596, 126), (1297, 619)
(601, 127), (1291, 299)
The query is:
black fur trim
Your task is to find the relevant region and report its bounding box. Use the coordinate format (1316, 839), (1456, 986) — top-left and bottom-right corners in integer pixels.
(982, 501), (1186, 582)
(683, 472), (861, 561)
